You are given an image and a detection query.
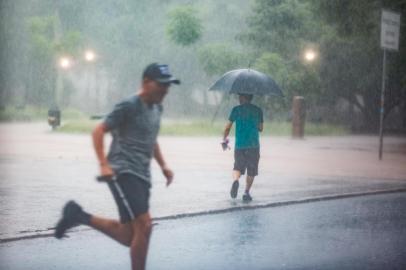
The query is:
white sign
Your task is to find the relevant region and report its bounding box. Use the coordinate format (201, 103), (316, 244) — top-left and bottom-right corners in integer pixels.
(381, 10), (401, 51)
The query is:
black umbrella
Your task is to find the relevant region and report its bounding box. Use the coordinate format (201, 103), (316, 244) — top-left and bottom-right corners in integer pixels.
(209, 68), (283, 97)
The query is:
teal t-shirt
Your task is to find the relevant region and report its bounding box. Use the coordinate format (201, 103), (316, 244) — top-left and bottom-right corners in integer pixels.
(228, 103), (263, 149)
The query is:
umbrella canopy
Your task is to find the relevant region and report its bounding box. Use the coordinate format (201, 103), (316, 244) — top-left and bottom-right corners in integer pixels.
(209, 68), (283, 97)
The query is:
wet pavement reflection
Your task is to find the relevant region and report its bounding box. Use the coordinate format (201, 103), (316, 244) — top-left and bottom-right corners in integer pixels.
(1, 192), (405, 270)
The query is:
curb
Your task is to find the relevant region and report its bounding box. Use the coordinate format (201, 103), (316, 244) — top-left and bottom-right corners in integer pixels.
(154, 188), (406, 221)
(2, 188), (406, 244)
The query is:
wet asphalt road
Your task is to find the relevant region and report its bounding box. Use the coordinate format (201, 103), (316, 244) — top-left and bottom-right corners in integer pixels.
(1, 192), (406, 270)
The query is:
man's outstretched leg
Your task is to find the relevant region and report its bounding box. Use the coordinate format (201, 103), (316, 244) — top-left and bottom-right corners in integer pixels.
(55, 201), (133, 246)
(89, 215), (133, 246)
(54, 201), (91, 239)
(130, 212), (152, 270)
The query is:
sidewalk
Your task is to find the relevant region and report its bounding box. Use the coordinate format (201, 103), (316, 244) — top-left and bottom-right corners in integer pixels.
(1, 123), (406, 241)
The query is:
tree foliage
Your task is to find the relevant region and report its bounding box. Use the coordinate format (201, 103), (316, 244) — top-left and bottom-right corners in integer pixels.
(26, 14), (83, 106)
(243, 0), (405, 129)
(166, 5), (203, 47)
(241, 0), (323, 117)
(312, 0), (406, 130)
(198, 43), (246, 76)
(1, 0), (405, 130)
(243, 0), (320, 56)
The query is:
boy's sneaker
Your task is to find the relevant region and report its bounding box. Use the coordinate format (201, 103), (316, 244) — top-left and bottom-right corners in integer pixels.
(230, 181), (239, 199)
(54, 200), (87, 239)
(242, 193), (253, 202)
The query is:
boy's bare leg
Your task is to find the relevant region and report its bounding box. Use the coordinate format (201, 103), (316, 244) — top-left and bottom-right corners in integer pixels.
(242, 175), (255, 201)
(245, 175), (255, 193)
(232, 170), (241, 181)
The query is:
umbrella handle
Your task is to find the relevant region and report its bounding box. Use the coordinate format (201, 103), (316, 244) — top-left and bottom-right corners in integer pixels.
(211, 94), (230, 124)
(211, 106), (220, 124)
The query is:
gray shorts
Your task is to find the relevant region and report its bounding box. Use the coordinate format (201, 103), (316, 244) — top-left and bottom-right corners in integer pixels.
(108, 173), (150, 223)
(233, 148), (260, 176)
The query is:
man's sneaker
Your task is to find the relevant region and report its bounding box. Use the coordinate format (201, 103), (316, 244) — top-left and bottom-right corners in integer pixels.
(54, 200), (85, 239)
(230, 181), (239, 199)
(242, 193), (253, 202)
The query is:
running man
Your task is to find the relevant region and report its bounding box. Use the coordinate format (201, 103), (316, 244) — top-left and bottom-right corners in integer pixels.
(222, 94), (263, 202)
(54, 63), (180, 270)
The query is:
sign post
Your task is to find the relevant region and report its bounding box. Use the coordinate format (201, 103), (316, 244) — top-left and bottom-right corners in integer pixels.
(379, 10), (400, 160)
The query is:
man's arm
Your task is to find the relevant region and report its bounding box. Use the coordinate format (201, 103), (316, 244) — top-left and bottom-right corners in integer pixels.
(258, 122), (263, 132)
(221, 121), (233, 151)
(154, 142), (173, 186)
(92, 122), (113, 177)
(258, 108), (264, 132)
(223, 121), (233, 141)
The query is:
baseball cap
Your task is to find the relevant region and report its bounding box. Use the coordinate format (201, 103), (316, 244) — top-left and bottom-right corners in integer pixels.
(142, 63), (180, 85)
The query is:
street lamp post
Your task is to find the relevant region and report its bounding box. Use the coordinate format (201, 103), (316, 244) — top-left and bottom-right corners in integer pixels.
(83, 49), (98, 112)
(290, 48), (318, 138)
(49, 56), (72, 130)
(56, 56), (72, 106)
(50, 49), (99, 129)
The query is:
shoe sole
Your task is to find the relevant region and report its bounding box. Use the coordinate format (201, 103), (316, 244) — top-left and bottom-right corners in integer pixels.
(54, 218), (70, 239)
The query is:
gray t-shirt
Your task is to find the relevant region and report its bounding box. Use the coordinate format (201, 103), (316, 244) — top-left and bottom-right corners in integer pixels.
(104, 95), (162, 185)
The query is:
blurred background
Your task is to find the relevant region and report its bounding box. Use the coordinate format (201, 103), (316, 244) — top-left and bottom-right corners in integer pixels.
(0, 0), (405, 134)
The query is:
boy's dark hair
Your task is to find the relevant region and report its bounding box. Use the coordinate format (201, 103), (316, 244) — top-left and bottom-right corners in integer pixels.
(239, 94), (253, 102)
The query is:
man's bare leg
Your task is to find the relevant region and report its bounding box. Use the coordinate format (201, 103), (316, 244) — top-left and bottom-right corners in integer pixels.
(55, 201), (133, 243)
(89, 216), (133, 247)
(130, 212), (153, 270)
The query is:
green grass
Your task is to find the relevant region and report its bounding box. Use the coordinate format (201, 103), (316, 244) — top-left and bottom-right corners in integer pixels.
(0, 106), (88, 122)
(57, 118), (349, 136)
(58, 119), (98, 133)
(303, 122), (348, 136)
(0, 106), (349, 136)
(0, 106), (47, 121)
(0, 106), (350, 136)
(160, 120), (224, 136)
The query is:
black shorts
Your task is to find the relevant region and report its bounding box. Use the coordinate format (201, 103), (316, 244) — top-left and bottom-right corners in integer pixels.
(108, 173), (150, 223)
(233, 148), (260, 176)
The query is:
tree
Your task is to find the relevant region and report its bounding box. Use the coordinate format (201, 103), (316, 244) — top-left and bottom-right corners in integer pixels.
(244, 0), (405, 130)
(166, 5), (203, 47)
(0, 0), (84, 108)
(0, 0), (33, 107)
(198, 43), (246, 76)
(241, 0), (323, 115)
(27, 14), (83, 107)
(313, 0), (406, 130)
(26, 16), (57, 106)
(243, 0), (320, 57)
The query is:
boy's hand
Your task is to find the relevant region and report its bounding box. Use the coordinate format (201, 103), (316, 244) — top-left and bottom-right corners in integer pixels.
(221, 138), (230, 151)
